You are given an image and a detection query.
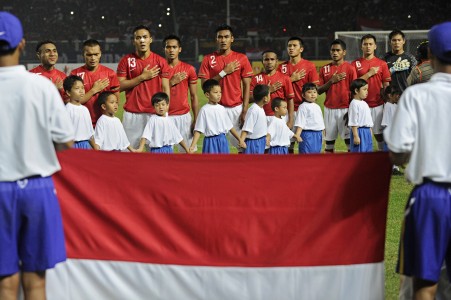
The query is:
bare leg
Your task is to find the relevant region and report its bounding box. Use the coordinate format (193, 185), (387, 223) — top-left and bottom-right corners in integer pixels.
(0, 273), (20, 300)
(413, 277), (438, 300)
(22, 271), (46, 300)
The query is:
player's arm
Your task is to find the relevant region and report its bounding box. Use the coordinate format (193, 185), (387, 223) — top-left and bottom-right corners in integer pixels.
(359, 67), (379, 81)
(287, 98), (294, 129)
(240, 77), (251, 125)
(189, 82), (199, 132)
(318, 72), (343, 94)
(118, 65), (160, 92)
(162, 77), (170, 100)
(81, 78), (110, 104)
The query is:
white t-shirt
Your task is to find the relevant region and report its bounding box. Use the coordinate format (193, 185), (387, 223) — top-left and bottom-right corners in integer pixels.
(267, 117), (294, 147)
(141, 115), (183, 147)
(348, 99), (374, 127)
(294, 102), (325, 131)
(194, 103), (233, 137)
(241, 103), (267, 139)
(0, 66), (74, 181)
(94, 114), (130, 151)
(384, 73), (451, 184)
(66, 102), (94, 141)
(381, 102), (397, 128)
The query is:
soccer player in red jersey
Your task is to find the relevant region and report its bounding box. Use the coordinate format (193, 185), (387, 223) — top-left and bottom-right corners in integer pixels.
(198, 24), (253, 152)
(278, 36), (319, 153)
(250, 51), (294, 126)
(163, 35), (199, 153)
(352, 34), (391, 151)
(318, 39), (357, 153)
(70, 39), (120, 126)
(29, 40), (67, 102)
(117, 25), (170, 148)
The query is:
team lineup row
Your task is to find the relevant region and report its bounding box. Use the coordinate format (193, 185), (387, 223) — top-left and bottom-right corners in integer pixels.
(29, 24), (429, 155)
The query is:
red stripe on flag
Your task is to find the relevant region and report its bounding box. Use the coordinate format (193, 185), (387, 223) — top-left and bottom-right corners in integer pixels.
(54, 150), (391, 267)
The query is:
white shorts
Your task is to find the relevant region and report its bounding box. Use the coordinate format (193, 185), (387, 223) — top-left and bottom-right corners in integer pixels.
(122, 111), (152, 148)
(370, 105), (384, 135)
(169, 112), (195, 153)
(324, 107), (350, 141)
(224, 105), (243, 150)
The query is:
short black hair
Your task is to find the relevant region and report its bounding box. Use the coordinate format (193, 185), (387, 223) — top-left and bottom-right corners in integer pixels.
(253, 84), (269, 103)
(163, 35), (181, 47)
(389, 29), (405, 40)
(83, 39), (101, 50)
(331, 39), (347, 50)
(360, 34), (377, 44)
(202, 79), (220, 94)
(63, 75), (83, 92)
(36, 40), (56, 53)
(151, 92), (169, 106)
(416, 41), (429, 61)
(350, 79), (368, 97)
(97, 91), (116, 110)
(215, 24), (233, 36)
(287, 36), (304, 47)
(384, 85), (401, 96)
(133, 25), (152, 36)
(302, 82), (318, 94)
(271, 97), (285, 112)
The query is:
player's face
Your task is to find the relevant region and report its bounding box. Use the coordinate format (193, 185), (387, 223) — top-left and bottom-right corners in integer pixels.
(164, 39), (181, 60)
(68, 80), (85, 102)
(262, 52), (278, 73)
(153, 100), (169, 116)
(206, 86), (222, 104)
(361, 38), (377, 56)
(356, 84), (369, 100)
(390, 34), (405, 53)
(302, 89), (318, 103)
(330, 44), (346, 62)
(37, 43), (58, 67)
(103, 94), (119, 116)
(216, 30), (234, 52)
(134, 29), (152, 53)
(287, 40), (303, 58)
(83, 45), (101, 70)
(275, 101), (288, 117)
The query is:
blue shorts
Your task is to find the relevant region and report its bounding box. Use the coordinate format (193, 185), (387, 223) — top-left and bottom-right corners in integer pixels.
(268, 146), (288, 155)
(299, 130), (323, 154)
(150, 145), (173, 153)
(397, 180), (451, 282)
(244, 136), (266, 154)
(0, 176), (66, 276)
(203, 133), (230, 154)
(350, 127), (373, 152)
(73, 140), (92, 149)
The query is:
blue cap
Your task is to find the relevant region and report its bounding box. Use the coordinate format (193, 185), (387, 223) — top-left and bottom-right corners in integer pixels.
(0, 11), (23, 51)
(428, 22), (451, 63)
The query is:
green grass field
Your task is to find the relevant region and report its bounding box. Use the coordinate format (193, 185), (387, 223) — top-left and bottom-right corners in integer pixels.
(117, 84), (412, 299)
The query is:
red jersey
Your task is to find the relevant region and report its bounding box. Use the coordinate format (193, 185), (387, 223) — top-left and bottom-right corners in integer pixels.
(351, 57), (391, 107)
(29, 65), (67, 101)
(319, 62), (357, 109)
(71, 64), (120, 124)
(198, 50), (253, 107)
(168, 61), (197, 115)
(278, 59), (319, 110)
(117, 52), (170, 114)
(250, 71), (294, 116)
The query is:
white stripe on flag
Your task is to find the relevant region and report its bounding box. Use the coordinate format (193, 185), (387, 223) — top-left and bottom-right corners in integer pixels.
(46, 259), (384, 300)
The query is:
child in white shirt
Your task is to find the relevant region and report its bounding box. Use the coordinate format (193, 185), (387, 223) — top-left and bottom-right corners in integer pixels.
(348, 79), (373, 152)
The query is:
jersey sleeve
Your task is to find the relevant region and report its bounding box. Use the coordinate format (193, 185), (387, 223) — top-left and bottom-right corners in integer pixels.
(188, 65), (198, 84)
(198, 56), (211, 79)
(307, 62), (320, 84)
(284, 76), (294, 99)
(240, 55), (254, 78)
(109, 71), (121, 91)
(381, 61), (391, 83)
(117, 56), (128, 78)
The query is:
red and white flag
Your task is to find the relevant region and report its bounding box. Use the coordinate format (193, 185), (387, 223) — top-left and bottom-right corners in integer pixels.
(46, 150), (391, 300)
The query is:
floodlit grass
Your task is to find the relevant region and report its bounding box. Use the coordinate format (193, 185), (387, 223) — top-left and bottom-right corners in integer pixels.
(117, 83), (411, 299)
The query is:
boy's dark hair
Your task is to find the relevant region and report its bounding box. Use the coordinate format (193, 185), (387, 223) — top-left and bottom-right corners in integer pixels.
(151, 92), (169, 106)
(0, 41), (16, 56)
(133, 25), (152, 36)
(202, 79), (220, 94)
(350, 78), (368, 97)
(416, 41), (429, 62)
(83, 39), (101, 50)
(36, 40), (56, 53)
(331, 39), (347, 50)
(302, 82), (318, 94)
(97, 91), (116, 110)
(287, 36), (304, 47)
(360, 34), (377, 44)
(384, 85), (401, 96)
(271, 97), (285, 112)
(253, 84), (269, 103)
(163, 34), (181, 47)
(215, 24), (233, 36)
(389, 29), (405, 40)
(63, 75), (83, 92)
